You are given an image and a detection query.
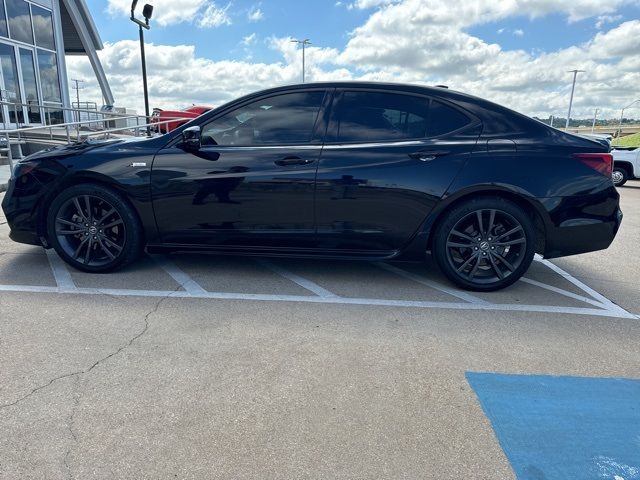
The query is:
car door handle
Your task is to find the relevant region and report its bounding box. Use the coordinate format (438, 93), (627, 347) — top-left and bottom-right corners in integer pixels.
(408, 150), (450, 162)
(274, 156), (315, 166)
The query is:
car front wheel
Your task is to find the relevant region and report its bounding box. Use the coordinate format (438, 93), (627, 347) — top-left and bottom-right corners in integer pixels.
(47, 184), (143, 272)
(432, 197), (536, 291)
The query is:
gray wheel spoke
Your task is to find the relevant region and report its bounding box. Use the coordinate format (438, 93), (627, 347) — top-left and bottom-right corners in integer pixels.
(497, 226), (523, 241)
(488, 253), (504, 279)
(56, 229), (82, 236)
(487, 209), (496, 235)
(73, 236), (90, 259)
(451, 230), (476, 242)
(56, 218), (78, 228)
(72, 198), (85, 219)
(493, 252), (515, 272)
(456, 252), (480, 272)
(447, 241), (473, 249)
(96, 237), (116, 260)
(476, 210), (484, 235)
(84, 238), (93, 264)
(84, 196), (92, 220)
(103, 237), (123, 252)
(101, 219), (123, 230)
(97, 208), (116, 225)
(495, 238), (526, 247)
(468, 255), (483, 279)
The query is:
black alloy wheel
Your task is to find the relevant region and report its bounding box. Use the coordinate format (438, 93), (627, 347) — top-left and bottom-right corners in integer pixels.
(433, 197), (535, 291)
(47, 184), (143, 272)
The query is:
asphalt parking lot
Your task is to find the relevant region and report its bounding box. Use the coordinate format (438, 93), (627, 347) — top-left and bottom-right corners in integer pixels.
(1, 183), (639, 479)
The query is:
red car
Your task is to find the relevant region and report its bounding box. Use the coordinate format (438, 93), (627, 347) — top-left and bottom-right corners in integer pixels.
(151, 105), (212, 133)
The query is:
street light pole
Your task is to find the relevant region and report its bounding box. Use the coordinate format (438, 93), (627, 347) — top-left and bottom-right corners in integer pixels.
(565, 69), (585, 129)
(130, 1), (154, 136)
(591, 108), (599, 133)
(618, 100), (640, 138)
(291, 39), (311, 83)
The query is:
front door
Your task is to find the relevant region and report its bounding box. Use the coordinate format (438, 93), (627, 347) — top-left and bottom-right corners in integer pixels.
(315, 89), (481, 253)
(0, 42), (42, 127)
(151, 89), (330, 249)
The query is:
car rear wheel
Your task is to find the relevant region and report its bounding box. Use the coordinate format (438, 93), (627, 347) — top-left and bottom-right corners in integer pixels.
(47, 184), (143, 272)
(432, 197), (536, 291)
(612, 166), (628, 187)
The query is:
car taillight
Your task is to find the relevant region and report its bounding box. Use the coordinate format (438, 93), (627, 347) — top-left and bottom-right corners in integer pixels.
(573, 153), (613, 177)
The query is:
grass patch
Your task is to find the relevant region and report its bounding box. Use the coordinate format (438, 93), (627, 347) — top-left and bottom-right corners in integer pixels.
(613, 132), (640, 148)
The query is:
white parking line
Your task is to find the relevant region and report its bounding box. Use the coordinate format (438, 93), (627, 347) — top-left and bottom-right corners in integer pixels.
(375, 262), (491, 305)
(533, 256), (630, 316)
(152, 255), (208, 296)
(258, 259), (339, 298)
(520, 277), (609, 310)
(0, 283), (635, 319)
(45, 249), (77, 292)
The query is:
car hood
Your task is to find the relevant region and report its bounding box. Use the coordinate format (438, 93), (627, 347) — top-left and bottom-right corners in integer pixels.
(20, 136), (161, 162)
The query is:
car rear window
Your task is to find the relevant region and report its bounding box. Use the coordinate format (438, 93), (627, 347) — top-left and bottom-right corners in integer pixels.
(428, 100), (471, 136)
(335, 92), (471, 143)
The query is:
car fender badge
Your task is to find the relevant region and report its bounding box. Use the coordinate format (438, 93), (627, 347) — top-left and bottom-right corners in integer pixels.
(129, 162), (147, 167)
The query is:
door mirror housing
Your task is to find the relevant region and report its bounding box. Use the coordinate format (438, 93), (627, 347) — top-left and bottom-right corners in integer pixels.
(182, 126), (201, 150)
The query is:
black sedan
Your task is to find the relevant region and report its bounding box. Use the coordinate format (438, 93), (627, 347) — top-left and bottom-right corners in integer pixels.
(2, 82), (622, 291)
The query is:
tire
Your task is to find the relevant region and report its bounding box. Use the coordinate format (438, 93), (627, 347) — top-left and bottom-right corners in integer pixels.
(612, 166), (628, 187)
(46, 184), (144, 273)
(432, 197), (536, 291)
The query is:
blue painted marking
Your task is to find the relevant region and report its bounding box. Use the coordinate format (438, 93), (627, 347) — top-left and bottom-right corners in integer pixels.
(466, 372), (640, 480)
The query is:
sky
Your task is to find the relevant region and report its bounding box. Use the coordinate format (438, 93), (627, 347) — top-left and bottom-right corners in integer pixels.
(68, 0), (640, 120)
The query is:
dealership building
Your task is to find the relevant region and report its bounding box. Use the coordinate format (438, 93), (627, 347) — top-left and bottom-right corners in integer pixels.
(0, 0), (112, 128)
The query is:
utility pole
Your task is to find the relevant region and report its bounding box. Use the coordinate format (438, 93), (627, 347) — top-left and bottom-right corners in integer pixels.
(591, 108), (599, 133)
(618, 100), (640, 138)
(566, 69), (585, 129)
(71, 79), (85, 130)
(71, 79), (85, 109)
(550, 115), (554, 128)
(291, 38), (311, 83)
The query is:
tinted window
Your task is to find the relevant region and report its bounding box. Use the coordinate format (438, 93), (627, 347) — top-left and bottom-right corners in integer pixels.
(6, 0), (33, 45)
(336, 92), (430, 142)
(32, 5), (55, 50)
(429, 100), (470, 136)
(202, 91), (325, 146)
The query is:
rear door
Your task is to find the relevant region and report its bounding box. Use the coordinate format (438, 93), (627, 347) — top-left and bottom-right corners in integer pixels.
(315, 89), (481, 253)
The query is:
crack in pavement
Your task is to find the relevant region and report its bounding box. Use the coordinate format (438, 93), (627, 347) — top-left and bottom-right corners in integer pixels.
(63, 376), (80, 480)
(0, 288), (178, 411)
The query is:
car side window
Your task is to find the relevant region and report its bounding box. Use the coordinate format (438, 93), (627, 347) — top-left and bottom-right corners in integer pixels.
(201, 91), (325, 146)
(335, 91), (430, 142)
(429, 100), (471, 136)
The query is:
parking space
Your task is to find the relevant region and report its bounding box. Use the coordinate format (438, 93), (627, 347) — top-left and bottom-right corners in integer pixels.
(1, 184), (640, 479)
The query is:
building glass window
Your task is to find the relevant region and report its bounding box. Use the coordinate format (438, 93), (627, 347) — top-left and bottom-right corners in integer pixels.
(0, 42), (24, 123)
(0, 1), (8, 38)
(6, 0), (34, 45)
(19, 47), (40, 123)
(31, 5), (55, 50)
(37, 49), (61, 102)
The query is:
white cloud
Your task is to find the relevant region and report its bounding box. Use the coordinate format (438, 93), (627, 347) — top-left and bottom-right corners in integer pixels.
(107, 0), (232, 27)
(247, 5), (264, 22)
(84, 1), (640, 120)
(596, 14), (623, 29)
(513, 28), (524, 36)
(242, 33), (257, 46)
(198, 2), (231, 28)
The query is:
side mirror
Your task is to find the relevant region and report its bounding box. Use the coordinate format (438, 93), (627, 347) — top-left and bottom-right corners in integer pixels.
(182, 126), (201, 150)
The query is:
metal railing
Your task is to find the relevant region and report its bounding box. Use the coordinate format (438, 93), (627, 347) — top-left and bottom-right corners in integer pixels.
(0, 99), (195, 174)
